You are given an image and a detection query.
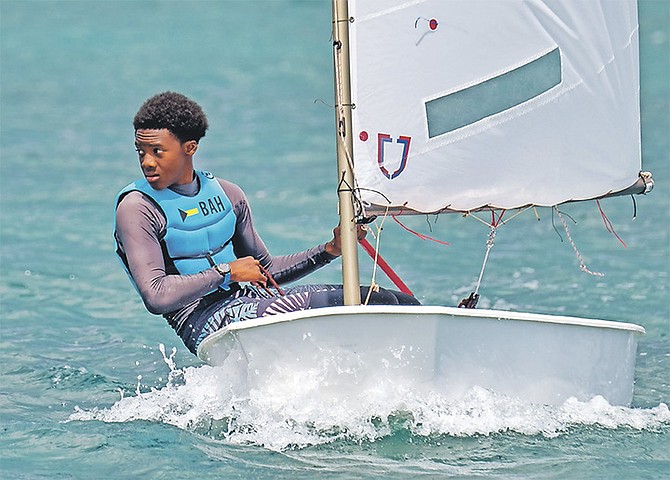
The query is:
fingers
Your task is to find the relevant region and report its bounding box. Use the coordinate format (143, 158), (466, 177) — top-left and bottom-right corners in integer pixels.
(230, 257), (267, 285)
(356, 224), (368, 241)
(326, 224), (368, 256)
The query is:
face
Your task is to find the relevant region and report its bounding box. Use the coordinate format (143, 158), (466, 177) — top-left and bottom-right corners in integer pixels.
(134, 129), (197, 190)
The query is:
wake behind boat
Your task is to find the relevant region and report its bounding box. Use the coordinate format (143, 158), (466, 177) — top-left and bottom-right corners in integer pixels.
(198, 0), (653, 406)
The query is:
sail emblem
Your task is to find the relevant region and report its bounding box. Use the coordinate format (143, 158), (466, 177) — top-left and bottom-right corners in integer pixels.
(414, 17), (438, 31)
(377, 133), (411, 180)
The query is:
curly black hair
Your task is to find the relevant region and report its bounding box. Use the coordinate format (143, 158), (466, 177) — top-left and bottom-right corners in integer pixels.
(133, 92), (209, 143)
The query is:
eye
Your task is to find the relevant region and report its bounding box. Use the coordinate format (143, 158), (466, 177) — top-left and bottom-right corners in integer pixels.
(135, 147), (145, 156)
(152, 147), (163, 155)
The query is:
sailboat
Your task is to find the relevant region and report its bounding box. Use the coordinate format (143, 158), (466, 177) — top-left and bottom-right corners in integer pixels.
(198, 0), (653, 406)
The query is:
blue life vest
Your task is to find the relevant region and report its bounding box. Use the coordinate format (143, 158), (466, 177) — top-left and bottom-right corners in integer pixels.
(115, 171), (237, 281)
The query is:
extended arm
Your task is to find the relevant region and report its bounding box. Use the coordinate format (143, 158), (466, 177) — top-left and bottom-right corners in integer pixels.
(221, 179), (338, 285)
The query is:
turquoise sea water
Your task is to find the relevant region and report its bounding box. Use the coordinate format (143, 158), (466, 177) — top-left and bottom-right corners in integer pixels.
(1, 1), (668, 478)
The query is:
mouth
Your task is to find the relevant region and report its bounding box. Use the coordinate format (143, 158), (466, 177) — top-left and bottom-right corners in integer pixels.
(144, 172), (159, 183)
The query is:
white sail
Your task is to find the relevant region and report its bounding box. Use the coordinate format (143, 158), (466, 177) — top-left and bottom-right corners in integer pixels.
(348, 0), (642, 213)
(196, 0), (648, 407)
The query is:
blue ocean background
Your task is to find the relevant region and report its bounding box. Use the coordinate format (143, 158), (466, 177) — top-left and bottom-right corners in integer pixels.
(1, 1), (668, 478)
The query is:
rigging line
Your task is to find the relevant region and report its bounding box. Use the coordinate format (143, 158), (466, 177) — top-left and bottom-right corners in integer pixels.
(337, 135), (356, 181)
(313, 98), (333, 108)
(363, 207), (389, 304)
(466, 207), (532, 228)
(364, 219), (384, 305)
(334, 125), (366, 221)
(359, 211), (415, 298)
(474, 227), (497, 297)
(465, 211), (495, 228)
(333, 37), (347, 139)
(551, 208), (564, 242)
(554, 207), (604, 277)
(424, 215), (434, 232)
(391, 215), (451, 246)
(497, 207), (532, 225)
(460, 222), (500, 308)
(551, 207), (579, 242)
(337, 171), (367, 222)
(360, 237), (414, 297)
(335, 119), (357, 176)
(332, 20), (360, 213)
(258, 264), (285, 296)
(354, 187), (392, 206)
(596, 199), (627, 248)
(491, 210), (506, 227)
(336, 169), (353, 193)
(332, 24), (369, 225)
(424, 214), (439, 232)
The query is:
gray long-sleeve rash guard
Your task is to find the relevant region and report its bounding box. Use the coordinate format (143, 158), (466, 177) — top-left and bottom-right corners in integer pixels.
(114, 175), (337, 327)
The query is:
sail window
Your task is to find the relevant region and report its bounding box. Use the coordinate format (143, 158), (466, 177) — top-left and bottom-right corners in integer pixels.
(425, 48), (561, 138)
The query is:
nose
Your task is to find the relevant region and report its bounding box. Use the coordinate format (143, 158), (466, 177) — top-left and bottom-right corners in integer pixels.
(140, 154), (156, 170)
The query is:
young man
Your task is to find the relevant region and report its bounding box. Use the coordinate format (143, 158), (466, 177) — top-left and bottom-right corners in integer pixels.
(114, 92), (419, 355)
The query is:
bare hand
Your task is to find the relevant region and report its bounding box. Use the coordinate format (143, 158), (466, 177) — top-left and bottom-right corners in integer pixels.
(230, 256), (267, 287)
(326, 224), (367, 256)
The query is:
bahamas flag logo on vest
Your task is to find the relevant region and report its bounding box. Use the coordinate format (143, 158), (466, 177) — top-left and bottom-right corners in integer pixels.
(178, 195), (226, 221)
(179, 207), (200, 221)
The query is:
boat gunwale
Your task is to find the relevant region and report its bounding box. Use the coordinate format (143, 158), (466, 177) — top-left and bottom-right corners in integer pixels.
(197, 305), (645, 359)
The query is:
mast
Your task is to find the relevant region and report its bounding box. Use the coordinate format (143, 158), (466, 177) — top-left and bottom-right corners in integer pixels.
(332, 0), (361, 305)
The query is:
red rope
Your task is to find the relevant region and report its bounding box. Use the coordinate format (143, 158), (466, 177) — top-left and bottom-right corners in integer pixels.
(358, 237), (414, 296)
(258, 263), (285, 296)
(491, 210), (505, 227)
(596, 200), (627, 248)
(391, 216), (451, 246)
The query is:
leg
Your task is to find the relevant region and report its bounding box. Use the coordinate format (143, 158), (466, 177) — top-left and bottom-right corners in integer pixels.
(189, 284), (420, 353)
(285, 284), (420, 308)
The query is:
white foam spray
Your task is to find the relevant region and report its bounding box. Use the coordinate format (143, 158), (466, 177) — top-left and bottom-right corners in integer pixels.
(69, 345), (670, 451)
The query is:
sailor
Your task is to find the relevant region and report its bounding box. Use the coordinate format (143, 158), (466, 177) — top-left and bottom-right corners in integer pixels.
(114, 92), (419, 354)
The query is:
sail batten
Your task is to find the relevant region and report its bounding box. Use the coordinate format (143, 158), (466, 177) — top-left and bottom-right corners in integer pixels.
(347, 0), (647, 215)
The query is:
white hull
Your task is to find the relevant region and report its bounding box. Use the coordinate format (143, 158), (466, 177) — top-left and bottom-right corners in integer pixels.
(197, 306), (644, 406)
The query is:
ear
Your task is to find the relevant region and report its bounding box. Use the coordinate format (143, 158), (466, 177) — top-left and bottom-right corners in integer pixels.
(183, 140), (198, 156)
